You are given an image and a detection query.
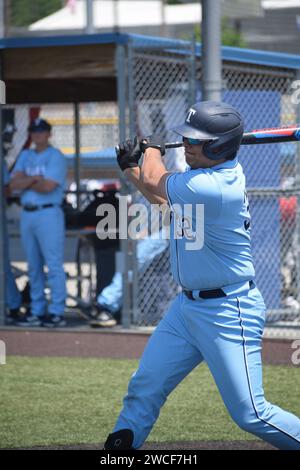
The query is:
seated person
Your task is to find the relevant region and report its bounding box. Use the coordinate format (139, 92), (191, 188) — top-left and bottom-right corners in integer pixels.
(90, 233), (168, 327)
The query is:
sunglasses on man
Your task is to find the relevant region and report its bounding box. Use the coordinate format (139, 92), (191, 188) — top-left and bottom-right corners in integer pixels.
(182, 137), (204, 145)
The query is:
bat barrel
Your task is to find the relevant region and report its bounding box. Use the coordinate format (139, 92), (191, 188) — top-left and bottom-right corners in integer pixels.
(241, 128), (300, 145)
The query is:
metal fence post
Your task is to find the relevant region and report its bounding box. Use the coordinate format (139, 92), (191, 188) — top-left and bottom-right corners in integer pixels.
(295, 69), (300, 308)
(86, 0), (95, 34)
(0, 100), (5, 325)
(127, 40), (139, 326)
(0, 64), (5, 325)
(116, 42), (132, 329)
(128, 41), (135, 140)
(201, 0), (222, 101)
(74, 102), (81, 210)
(188, 34), (197, 108)
(74, 102), (82, 299)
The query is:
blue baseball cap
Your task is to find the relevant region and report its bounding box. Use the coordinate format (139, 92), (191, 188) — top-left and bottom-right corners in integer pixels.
(28, 118), (52, 133)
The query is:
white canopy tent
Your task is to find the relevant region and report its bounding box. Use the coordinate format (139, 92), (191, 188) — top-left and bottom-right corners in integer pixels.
(263, 1), (300, 8)
(29, 1), (202, 31)
(29, 0), (293, 34)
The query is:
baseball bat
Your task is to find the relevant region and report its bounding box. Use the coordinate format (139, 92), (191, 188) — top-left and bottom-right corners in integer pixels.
(115, 126), (300, 157)
(241, 126), (300, 145)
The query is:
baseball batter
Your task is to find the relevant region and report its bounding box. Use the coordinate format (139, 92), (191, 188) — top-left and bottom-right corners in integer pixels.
(105, 101), (300, 450)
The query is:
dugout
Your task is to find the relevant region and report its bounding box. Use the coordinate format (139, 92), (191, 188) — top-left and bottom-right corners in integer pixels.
(0, 33), (126, 176)
(1, 33), (300, 328)
(0, 34), (128, 326)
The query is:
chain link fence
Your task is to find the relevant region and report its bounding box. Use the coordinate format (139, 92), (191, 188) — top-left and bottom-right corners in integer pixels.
(126, 36), (300, 330)
(126, 40), (193, 326)
(4, 35), (300, 333)
(3, 101), (119, 173)
(222, 63), (299, 327)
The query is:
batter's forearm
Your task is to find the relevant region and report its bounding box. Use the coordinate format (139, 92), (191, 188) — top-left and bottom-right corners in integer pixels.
(124, 167), (167, 205)
(141, 149), (167, 188)
(140, 148), (169, 200)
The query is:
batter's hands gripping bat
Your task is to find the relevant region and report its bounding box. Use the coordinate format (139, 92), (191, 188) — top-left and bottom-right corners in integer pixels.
(115, 140), (182, 157)
(115, 126), (300, 157)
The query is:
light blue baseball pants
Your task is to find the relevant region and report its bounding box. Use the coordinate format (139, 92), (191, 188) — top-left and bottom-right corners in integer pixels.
(20, 207), (66, 316)
(113, 283), (300, 449)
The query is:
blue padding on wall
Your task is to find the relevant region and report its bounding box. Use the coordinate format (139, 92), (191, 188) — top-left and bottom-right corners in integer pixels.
(223, 90), (281, 309)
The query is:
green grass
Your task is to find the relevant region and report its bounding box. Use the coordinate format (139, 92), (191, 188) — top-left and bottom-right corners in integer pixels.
(0, 356), (299, 448)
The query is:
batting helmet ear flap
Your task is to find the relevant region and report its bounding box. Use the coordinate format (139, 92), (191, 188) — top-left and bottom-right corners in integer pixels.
(203, 128), (244, 161)
(202, 140), (214, 158)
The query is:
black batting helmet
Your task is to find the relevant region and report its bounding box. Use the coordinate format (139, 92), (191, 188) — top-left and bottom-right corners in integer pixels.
(172, 101), (244, 161)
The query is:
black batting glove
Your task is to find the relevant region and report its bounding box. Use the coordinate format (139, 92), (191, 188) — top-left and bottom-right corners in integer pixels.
(141, 134), (165, 156)
(116, 137), (142, 171)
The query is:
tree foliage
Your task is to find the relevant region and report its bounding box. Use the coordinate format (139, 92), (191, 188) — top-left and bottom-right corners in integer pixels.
(9, 0), (62, 27)
(193, 17), (247, 48)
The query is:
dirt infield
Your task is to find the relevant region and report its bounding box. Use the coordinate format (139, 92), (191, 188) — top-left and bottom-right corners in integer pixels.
(0, 327), (298, 366)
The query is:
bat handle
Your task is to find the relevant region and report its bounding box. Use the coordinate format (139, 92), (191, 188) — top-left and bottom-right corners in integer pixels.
(115, 141), (183, 157)
(165, 142), (183, 149)
(115, 145), (121, 158)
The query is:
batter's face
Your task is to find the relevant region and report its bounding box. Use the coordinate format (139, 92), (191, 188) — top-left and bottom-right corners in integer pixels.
(182, 137), (226, 169)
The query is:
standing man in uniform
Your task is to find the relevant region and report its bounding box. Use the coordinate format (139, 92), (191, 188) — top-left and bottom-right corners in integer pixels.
(104, 101), (300, 450)
(10, 118), (67, 327)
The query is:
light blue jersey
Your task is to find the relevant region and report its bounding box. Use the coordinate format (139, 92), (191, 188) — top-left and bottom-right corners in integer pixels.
(166, 158), (255, 290)
(12, 146), (67, 205)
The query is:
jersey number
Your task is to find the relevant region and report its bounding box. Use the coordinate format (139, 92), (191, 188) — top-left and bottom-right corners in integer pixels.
(244, 191), (251, 231)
